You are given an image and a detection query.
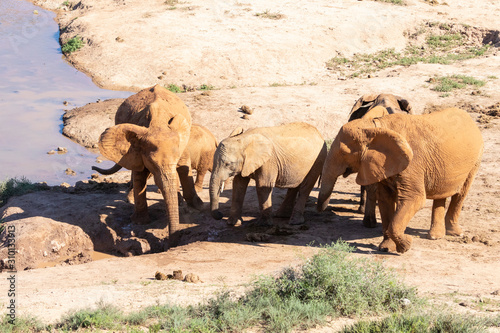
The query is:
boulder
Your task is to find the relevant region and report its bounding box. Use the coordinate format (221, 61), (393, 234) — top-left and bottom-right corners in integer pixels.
(0, 217), (94, 271)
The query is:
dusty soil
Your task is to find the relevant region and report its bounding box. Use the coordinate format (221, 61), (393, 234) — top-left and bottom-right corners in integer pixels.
(1, 0), (500, 329)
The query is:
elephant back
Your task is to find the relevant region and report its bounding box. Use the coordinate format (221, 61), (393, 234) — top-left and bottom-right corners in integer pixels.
(115, 85), (191, 128)
(348, 93), (412, 122)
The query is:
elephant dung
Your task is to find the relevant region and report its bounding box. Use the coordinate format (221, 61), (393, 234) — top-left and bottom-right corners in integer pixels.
(184, 273), (203, 283)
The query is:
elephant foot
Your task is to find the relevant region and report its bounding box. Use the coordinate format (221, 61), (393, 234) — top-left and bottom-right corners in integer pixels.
(288, 212), (305, 225)
(227, 216), (243, 226)
(378, 238), (396, 252)
(187, 194), (204, 210)
(446, 225), (463, 237)
(428, 227), (445, 240)
(131, 211), (151, 225)
(211, 210), (224, 220)
(395, 235), (413, 254)
(362, 214), (377, 228)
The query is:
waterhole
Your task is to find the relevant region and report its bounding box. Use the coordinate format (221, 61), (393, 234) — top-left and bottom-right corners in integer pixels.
(0, 0), (130, 185)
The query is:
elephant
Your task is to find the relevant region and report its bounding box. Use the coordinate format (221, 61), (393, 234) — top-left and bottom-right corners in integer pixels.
(210, 122), (327, 226)
(93, 123), (218, 194)
(96, 85), (203, 247)
(347, 94), (413, 228)
(317, 108), (483, 253)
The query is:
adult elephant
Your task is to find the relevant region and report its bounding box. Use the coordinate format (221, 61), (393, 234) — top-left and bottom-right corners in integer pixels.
(317, 108), (483, 253)
(93, 124), (218, 194)
(210, 122), (327, 226)
(347, 94), (413, 228)
(96, 85), (202, 247)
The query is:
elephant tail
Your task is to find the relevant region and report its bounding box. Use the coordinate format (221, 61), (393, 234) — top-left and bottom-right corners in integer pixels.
(92, 163), (123, 175)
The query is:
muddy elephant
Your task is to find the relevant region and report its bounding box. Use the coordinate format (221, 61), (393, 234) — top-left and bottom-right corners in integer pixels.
(317, 108), (483, 253)
(210, 122), (327, 226)
(96, 85), (203, 247)
(348, 94), (413, 228)
(93, 124), (218, 194)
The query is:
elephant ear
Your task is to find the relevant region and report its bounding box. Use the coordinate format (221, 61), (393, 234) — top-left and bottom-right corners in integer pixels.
(168, 114), (191, 152)
(356, 128), (413, 186)
(363, 106), (389, 119)
(98, 124), (148, 171)
(229, 127), (245, 137)
(241, 135), (273, 177)
(348, 94), (378, 121)
(395, 96), (413, 114)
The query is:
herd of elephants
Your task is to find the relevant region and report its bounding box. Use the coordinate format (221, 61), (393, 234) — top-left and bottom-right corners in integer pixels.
(91, 84), (483, 254)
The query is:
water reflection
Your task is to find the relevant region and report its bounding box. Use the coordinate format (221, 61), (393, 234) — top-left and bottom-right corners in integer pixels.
(0, 0), (130, 185)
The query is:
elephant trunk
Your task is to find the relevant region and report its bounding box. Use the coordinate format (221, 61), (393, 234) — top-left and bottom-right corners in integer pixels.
(91, 163), (122, 175)
(209, 173), (225, 220)
(156, 169), (181, 248)
(317, 176), (338, 212)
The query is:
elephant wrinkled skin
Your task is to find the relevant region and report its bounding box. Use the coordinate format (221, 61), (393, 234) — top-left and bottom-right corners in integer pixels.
(96, 85), (203, 248)
(347, 93), (413, 228)
(318, 108), (483, 253)
(210, 122), (327, 226)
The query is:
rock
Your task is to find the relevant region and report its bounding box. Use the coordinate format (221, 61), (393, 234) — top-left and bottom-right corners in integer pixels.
(0, 217), (93, 271)
(240, 105), (253, 115)
(173, 270), (183, 280)
(246, 232), (271, 242)
(184, 273), (203, 283)
(47, 150), (56, 155)
(242, 114), (251, 120)
(65, 168), (77, 176)
(57, 147), (68, 154)
(62, 98), (125, 148)
(116, 237), (151, 256)
(155, 271), (167, 280)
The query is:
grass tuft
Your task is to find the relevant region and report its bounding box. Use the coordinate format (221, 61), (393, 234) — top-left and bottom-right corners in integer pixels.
(61, 35), (84, 54)
(431, 75), (486, 93)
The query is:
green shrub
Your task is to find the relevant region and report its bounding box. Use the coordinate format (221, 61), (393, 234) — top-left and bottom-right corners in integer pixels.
(61, 35), (84, 54)
(58, 303), (123, 330)
(165, 83), (182, 93)
(0, 177), (45, 207)
(432, 74), (486, 92)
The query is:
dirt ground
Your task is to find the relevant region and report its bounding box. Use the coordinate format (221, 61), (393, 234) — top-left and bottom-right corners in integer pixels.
(1, 0), (500, 329)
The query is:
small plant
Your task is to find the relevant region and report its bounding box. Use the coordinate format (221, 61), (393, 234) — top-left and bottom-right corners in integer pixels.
(255, 9), (285, 20)
(58, 303), (123, 330)
(373, 0), (405, 5)
(61, 35), (84, 54)
(165, 83), (183, 93)
(199, 84), (215, 91)
(431, 75), (486, 93)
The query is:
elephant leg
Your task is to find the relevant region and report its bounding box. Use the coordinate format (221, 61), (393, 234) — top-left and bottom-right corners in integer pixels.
(177, 164), (204, 210)
(389, 195), (425, 253)
(274, 187), (299, 219)
(377, 183), (396, 252)
(429, 198), (447, 239)
(362, 184), (377, 228)
(126, 171), (135, 203)
(131, 169), (151, 225)
(255, 184), (274, 227)
(228, 174), (250, 226)
(445, 165), (479, 237)
(194, 169), (207, 193)
(358, 185), (366, 214)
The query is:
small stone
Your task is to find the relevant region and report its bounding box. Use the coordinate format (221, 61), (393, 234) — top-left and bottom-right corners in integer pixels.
(401, 298), (411, 308)
(240, 105), (253, 115)
(242, 114), (250, 120)
(57, 147), (68, 154)
(201, 90), (211, 96)
(172, 270), (183, 280)
(60, 182), (71, 188)
(33, 10), (39, 14)
(47, 150), (56, 155)
(158, 75), (164, 80)
(115, 37), (124, 42)
(91, 173), (100, 179)
(491, 290), (499, 295)
(96, 158), (103, 163)
(65, 168), (76, 176)
(63, 101), (68, 106)
(184, 273), (203, 283)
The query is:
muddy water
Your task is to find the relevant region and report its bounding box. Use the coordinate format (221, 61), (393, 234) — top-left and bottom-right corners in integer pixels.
(0, 0), (130, 185)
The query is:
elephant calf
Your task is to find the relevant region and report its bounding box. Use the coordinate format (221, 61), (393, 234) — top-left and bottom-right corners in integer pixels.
(210, 122), (327, 226)
(318, 108), (483, 253)
(347, 93), (413, 228)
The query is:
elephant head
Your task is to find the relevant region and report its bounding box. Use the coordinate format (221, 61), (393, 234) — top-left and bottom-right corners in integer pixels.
(348, 94), (412, 121)
(98, 97), (191, 246)
(317, 118), (413, 212)
(209, 128), (273, 220)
